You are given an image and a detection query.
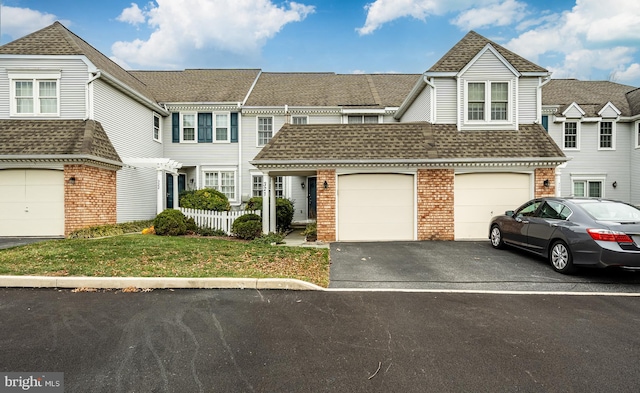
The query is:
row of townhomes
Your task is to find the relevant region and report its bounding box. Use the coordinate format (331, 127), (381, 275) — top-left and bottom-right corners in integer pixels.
(1, 22), (639, 241)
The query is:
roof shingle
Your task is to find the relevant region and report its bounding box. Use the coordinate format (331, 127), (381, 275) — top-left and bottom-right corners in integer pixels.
(542, 79), (637, 117)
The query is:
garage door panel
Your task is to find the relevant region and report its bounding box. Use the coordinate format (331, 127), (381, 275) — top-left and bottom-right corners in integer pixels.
(0, 186), (26, 202)
(338, 174), (414, 241)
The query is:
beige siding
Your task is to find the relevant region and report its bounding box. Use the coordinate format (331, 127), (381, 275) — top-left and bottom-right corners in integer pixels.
(402, 86), (431, 122)
(434, 78), (457, 123)
(518, 77), (539, 124)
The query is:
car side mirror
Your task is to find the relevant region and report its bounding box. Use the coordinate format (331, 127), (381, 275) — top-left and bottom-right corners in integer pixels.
(505, 210), (515, 217)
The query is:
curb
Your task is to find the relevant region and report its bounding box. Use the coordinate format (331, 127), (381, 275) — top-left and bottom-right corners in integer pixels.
(0, 276), (325, 291)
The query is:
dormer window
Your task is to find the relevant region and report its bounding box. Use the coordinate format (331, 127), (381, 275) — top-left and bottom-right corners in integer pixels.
(465, 81), (510, 123)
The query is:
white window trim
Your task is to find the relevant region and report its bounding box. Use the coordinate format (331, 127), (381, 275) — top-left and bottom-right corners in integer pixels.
(636, 121), (640, 149)
(257, 116), (274, 147)
(345, 114), (380, 124)
(251, 173), (286, 198)
(562, 120), (581, 151)
(9, 71), (61, 117)
(213, 112), (231, 143)
(202, 167), (238, 202)
(292, 115), (309, 125)
(180, 112), (197, 143)
(463, 80), (512, 125)
(153, 112), (162, 143)
(598, 120), (616, 151)
(571, 175), (606, 198)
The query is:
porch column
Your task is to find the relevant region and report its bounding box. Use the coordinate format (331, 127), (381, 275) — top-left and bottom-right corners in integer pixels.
(262, 173), (270, 234)
(156, 170), (163, 214)
(173, 173), (179, 208)
(270, 176), (277, 233)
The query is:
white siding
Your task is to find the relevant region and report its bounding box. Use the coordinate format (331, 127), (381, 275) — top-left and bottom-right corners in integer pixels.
(564, 107), (583, 118)
(0, 58), (88, 118)
(434, 78), (456, 123)
(92, 79), (162, 222)
(600, 106), (619, 118)
(632, 131), (640, 206)
(402, 86), (431, 122)
(518, 77), (538, 124)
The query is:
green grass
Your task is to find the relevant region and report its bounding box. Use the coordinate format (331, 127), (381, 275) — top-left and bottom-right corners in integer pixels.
(0, 235), (330, 287)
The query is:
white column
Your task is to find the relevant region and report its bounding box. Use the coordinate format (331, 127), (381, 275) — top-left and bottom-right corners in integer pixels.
(269, 176), (277, 233)
(156, 169), (163, 214)
(173, 173), (179, 208)
(262, 173), (270, 234)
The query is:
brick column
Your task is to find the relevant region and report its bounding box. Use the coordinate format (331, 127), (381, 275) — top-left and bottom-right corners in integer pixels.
(316, 169), (336, 242)
(417, 169), (454, 240)
(64, 164), (117, 236)
(534, 168), (556, 198)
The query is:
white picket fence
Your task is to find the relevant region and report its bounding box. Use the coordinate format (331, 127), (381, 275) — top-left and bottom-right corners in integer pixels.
(179, 208), (261, 235)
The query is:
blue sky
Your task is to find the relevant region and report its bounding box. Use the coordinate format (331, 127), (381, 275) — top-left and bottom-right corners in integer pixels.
(1, 0), (639, 86)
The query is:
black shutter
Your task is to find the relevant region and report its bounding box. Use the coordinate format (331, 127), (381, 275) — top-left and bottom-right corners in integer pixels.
(198, 113), (212, 143)
(230, 112), (238, 143)
(172, 112), (180, 143)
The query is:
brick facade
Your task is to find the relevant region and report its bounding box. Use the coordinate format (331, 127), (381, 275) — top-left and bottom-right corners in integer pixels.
(534, 168), (556, 198)
(417, 169), (455, 240)
(64, 164), (117, 235)
(316, 169), (336, 242)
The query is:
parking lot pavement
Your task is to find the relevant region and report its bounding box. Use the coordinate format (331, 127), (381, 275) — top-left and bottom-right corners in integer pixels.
(329, 241), (640, 292)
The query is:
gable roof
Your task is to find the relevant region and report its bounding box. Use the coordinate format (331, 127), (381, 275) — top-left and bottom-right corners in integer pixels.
(542, 79), (637, 117)
(0, 119), (122, 166)
(0, 21), (157, 105)
(252, 123), (565, 165)
(244, 73), (419, 108)
(129, 69), (261, 103)
(428, 31), (547, 74)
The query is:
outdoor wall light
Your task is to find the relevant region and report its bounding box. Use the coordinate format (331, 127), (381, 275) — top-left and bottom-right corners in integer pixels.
(613, 181), (618, 188)
(301, 182), (305, 189)
(323, 180), (328, 189)
(543, 179), (550, 187)
(68, 177), (76, 185)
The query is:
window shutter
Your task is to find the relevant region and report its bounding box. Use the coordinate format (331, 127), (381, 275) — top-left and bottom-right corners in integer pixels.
(172, 112), (180, 143)
(198, 113), (212, 143)
(231, 112), (238, 143)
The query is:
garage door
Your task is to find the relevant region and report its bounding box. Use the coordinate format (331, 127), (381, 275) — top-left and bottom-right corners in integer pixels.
(338, 174), (414, 241)
(454, 173), (531, 240)
(0, 169), (64, 236)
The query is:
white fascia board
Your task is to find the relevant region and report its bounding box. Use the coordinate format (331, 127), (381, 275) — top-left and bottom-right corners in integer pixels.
(251, 156), (569, 166)
(523, 72), (552, 77)
(0, 154), (123, 168)
(97, 70), (169, 116)
(424, 72), (458, 77)
(458, 44), (520, 78)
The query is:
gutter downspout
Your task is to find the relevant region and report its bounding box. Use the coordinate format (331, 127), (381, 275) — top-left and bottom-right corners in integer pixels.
(85, 71), (101, 120)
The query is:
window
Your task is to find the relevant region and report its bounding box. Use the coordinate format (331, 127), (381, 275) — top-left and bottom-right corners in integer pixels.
(347, 115), (379, 124)
(258, 117), (273, 146)
(215, 114), (229, 142)
(153, 113), (161, 142)
(573, 180), (602, 198)
(182, 114), (196, 142)
(292, 116), (308, 125)
(467, 82), (485, 120)
(204, 170), (236, 200)
(516, 200), (542, 217)
(599, 121), (614, 149)
(539, 201), (572, 220)
(11, 77), (59, 116)
(490, 82), (508, 120)
(252, 175), (284, 198)
(563, 122), (578, 149)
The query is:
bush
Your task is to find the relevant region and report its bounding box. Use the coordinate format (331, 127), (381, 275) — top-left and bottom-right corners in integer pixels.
(302, 222), (317, 241)
(246, 197), (294, 232)
(179, 188), (231, 211)
(154, 209), (188, 236)
(251, 232), (286, 245)
(232, 213), (262, 240)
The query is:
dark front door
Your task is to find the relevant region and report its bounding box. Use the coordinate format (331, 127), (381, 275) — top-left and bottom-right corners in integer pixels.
(166, 173), (174, 209)
(308, 177), (317, 219)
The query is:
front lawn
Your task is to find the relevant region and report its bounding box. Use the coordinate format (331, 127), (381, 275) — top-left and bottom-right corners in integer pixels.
(0, 235), (330, 287)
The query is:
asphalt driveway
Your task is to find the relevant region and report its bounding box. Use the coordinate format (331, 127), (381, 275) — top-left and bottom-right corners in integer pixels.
(0, 237), (60, 250)
(329, 241), (640, 292)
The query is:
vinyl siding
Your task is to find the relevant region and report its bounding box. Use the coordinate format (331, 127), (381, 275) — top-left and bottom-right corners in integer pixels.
(434, 78), (456, 123)
(564, 107), (583, 118)
(632, 135), (640, 206)
(518, 77), (538, 124)
(92, 79), (162, 222)
(600, 106), (619, 118)
(402, 86), (431, 122)
(0, 58), (88, 118)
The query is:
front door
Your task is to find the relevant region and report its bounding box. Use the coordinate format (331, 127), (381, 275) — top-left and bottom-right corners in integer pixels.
(166, 173), (174, 209)
(308, 177), (317, 219)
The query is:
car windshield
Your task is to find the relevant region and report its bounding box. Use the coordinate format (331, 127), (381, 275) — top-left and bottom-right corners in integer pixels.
(579, 201), (640, 221)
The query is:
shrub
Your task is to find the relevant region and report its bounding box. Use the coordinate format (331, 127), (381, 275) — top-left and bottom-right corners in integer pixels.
(246, 197), (294, 232)
(154, 209), (188, 236)
(302, 222), (317, 241)
(185, 217), (198, 232)
(195, 227), (228, 237)
(67, 220), (153, 239)
(179, 188), (231, 211)
(232, 213), (262, 240)
(251, 232), (286, 245)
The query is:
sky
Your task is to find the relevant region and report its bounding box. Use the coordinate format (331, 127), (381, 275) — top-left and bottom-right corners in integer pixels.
(0, 0), (639, 86)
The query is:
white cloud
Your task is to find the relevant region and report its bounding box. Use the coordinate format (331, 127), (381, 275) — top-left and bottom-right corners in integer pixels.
(614, 63), (640, 84)
(452, 0), (527, 31)
(112, 0), (314, 68)
(0, 6), (63, 40)
(116, 3), (147, 26)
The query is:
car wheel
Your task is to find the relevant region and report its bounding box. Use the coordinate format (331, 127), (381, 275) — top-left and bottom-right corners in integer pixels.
(490, 225), (504, 249)
(550, 240), (575, 274)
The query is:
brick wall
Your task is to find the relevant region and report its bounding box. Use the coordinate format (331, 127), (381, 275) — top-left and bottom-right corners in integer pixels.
(417, 169), (455, 240)
(316, 169), (336, 242)
(64, 164), (117, 235)
(534, 168), (556, 198)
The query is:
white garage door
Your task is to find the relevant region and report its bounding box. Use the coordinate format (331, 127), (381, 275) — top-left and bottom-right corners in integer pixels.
(454, 173), (531, 240)
(338, 174), (414, 241)
(0, 169), (64, 236)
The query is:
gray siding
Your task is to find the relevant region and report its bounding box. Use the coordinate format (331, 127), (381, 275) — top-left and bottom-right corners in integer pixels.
(402, 86), (431, 122)
(632, 127), (640, 206)
(0, 57), (88, 118)
(518, 77), (539, 124)
(434, 78), (456, 123)
(93, 79), (162, 222)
